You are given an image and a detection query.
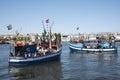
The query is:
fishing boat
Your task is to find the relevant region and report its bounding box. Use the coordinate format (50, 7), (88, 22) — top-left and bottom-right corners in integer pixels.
(68, 36), (117, 53)
(9, 19), (62, 67)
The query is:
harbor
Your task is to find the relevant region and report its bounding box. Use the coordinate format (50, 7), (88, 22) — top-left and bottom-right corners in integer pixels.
(0, 26), (120, 79)
(0, 31), (120, 80)
(1, 0), (120, 80)
(0, 42), (120, 80)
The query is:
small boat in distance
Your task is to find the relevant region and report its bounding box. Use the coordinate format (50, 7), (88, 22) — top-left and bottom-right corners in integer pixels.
(68, 36), (117, 53)
(9, 19), (62, 67)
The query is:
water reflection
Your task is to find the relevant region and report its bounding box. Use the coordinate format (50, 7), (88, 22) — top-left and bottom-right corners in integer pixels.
(70, 51), (118, 61)
(9, 60), (62, 80)
(67, 52), (119, 80)
(97, 53), (118, 61)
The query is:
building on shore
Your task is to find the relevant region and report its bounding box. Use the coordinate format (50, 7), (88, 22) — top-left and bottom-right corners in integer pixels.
(1, 32), (120, 43)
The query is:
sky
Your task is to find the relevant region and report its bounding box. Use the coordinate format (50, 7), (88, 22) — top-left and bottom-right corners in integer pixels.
(0, 0), (120, 34)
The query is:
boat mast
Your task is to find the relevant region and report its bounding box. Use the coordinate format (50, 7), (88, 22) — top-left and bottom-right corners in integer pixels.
(49, 20), (54, 49)
(49, 27), (52, 49)
(45, 19), (54, 49)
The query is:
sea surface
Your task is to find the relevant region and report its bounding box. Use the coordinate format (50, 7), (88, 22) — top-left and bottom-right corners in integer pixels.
(0, 42), (120, 80)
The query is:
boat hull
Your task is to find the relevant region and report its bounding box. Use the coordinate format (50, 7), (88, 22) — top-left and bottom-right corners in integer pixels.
(69, 44), (117, 53)
(9, 50), (62, 67)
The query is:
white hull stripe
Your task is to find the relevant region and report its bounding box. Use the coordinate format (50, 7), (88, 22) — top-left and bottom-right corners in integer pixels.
(69, 45), (116, 51)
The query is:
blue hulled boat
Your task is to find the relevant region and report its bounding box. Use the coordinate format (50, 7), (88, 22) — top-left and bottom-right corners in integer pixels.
(68, 37), (117, 53)
(9, 44), (62, 67)
(9, 19), (62, 67)
(68, 43), (117, 53)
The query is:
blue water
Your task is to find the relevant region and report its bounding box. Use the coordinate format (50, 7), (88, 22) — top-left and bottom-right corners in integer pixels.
(0, 42), (120, 80)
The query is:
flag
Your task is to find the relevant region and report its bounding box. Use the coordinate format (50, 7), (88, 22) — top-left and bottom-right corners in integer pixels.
(7, 24), (12, 30)
(76, 27), (79, 30)
(46, 19), (49, 23)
